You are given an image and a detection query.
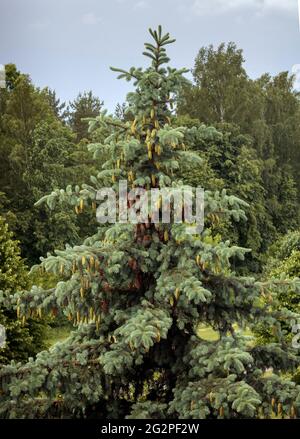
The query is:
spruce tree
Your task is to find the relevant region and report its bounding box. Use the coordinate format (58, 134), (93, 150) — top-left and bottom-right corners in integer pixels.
(1, 27), (300, 419)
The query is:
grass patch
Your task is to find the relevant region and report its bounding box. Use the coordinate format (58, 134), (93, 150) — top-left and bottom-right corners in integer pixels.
(197, 324), (220, 341)
(197, 323), (253, 342)
(45, 326), (71, 348)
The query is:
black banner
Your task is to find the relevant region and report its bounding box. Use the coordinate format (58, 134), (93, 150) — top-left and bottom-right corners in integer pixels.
(0, 419), (299, 438)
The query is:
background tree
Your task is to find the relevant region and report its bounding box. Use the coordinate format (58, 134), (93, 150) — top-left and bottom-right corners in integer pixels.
(44, 88), (67, 121)
(178, 44), (300, 257)
(0, 217), (47, 364)
(254, 231), (300, 351)
(67, 91), (103, 142)
(178, 43), (256, 126)
(4, 63), (21, 91)
(177, 118), (276, 272)
(0, 67), (101, 264)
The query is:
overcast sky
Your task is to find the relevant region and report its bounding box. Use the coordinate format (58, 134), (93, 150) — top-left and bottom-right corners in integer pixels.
(0, 0), (299, 112)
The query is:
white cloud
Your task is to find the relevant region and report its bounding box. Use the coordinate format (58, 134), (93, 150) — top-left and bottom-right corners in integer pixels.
(192, 0), (297, 16)
(82, 12), (102, 25)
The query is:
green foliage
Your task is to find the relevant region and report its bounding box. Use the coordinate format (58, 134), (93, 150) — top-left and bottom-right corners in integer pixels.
(0, 68), (101, 264)
(67, 91), (103, 142)
(177, 119), (276, 272)
(0, 217), (47, 363)
(254, 231), (300, 346)
(268, 230), (300, 263)
(0, 219), (27, 292)
(179, 42), (251, 125)
(178, 42), (300, 268)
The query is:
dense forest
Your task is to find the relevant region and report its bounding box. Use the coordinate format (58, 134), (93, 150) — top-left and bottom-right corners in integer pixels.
(0, 27), (300, 419)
